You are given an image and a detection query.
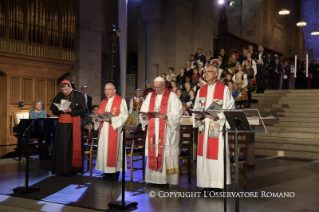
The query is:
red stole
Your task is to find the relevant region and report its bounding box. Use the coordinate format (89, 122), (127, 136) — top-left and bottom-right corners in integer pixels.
(148, 88), (170, 171)
(58, 114), (82, 167)
(197, 81), (225, 160)
(98, 94), (122, 167)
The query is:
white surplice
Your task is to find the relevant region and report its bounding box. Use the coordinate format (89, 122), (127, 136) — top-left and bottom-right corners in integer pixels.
(193, 83), (235, 188)
(140, 91), (182, 185)
(95, 96), (128, 173)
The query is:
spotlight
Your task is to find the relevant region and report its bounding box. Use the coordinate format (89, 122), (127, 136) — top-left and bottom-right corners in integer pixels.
(228, 1), (235, 7)
(218, 0), (225, 5)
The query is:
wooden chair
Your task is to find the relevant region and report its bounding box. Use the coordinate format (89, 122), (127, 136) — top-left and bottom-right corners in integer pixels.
(178, 125), (193, 186)
(228, 132), (248, 190)
(84, 125), (99, 176)
(125, 126), (146, 181)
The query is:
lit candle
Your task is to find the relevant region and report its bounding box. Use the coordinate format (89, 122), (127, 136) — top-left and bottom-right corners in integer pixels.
(294, 55), (297, 78)
(306, 54), (308, 77)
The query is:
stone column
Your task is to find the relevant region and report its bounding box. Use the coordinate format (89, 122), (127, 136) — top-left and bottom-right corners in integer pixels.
(119, 0), (128, 99)
(139, 0), (165, 84)
(71, 0), (103, 106)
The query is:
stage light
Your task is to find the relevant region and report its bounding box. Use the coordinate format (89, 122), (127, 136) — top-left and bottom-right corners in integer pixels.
(311, 29), (319, 35)
(218, 0), (225, 5)
(279, 8), (290, 15)
(228, 1), (235, 7)
(296, 21), (306, 27)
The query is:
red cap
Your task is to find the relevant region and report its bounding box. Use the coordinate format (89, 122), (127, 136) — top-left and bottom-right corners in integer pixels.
(61, 79), (71, 85)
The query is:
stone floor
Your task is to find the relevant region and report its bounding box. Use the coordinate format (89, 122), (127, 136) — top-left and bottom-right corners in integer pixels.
(0, 155), (318, 212)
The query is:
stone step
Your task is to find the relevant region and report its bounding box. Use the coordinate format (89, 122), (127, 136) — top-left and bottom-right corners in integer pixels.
(276, 117), (319, 122)
(253, 96), (319, 100)
(276, 112), (319, 118)
(252, 104), (319, 109)
(255, 141), (319, 152)
(258, 131), (319, 139)
(256, 100), (319, 104)
(273, 121), (319, 128)
(255, 135), (319, 145)
(255, 148), (319, 159)
(259, 89), (318, 94)
(266, 126), (319, 133)
(251, 108), (319, 113)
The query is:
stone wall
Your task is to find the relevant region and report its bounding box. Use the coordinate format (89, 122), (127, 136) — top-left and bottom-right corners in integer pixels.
(71, 0), (103, 105)
(301, 0), (319, 60)
(137, 0), (215, 89)
(225, 0), (305, 58)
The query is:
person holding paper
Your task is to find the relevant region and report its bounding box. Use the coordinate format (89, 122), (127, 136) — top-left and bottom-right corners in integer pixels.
(193, 64), (234, 193)
(95, 83), (128, 181)
(139, 76), (182, 188)
(82, 105), (100, 136)
(50, 80), (88, 175)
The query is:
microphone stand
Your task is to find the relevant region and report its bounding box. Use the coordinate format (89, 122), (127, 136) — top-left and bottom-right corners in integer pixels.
(13, 112), (42, 194)
(108, 127), (138, 210)
(223, 121), (227, 212)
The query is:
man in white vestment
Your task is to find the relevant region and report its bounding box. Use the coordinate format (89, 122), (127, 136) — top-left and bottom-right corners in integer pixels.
(140, 77), (182, 188)
(95, 83), (128, 181)
(193, 64), (234, 192)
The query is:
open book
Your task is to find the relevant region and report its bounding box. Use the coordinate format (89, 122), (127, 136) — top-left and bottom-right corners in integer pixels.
(192, 101), (222, 117)
(54, 99), (72, 110)
(89, 112), (115, 121)
(138, 111), (160, 118)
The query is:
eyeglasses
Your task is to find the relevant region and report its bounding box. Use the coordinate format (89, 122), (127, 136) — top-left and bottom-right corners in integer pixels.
(154, 84), (164, 89)
(205, 70), (216, 73)
(105, 89), (114, 91)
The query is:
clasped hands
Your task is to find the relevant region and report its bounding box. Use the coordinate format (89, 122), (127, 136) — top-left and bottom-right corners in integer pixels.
(194, 113), (219, 121)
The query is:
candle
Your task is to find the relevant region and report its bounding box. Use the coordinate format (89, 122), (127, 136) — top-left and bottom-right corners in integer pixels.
(306, 54), (308, 77)
(294, 55), (297, 78)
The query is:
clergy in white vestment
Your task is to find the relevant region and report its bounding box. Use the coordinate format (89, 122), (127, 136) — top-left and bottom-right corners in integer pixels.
(193, 64), (235, 192)
(94, 83), (128, 181)
(140, 77), (182, 188)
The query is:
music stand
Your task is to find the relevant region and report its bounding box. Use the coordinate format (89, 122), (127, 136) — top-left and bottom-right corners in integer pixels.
(13, 119), (41, 194)
(108, 128), (138, 210)
(223, 109), (266, 212)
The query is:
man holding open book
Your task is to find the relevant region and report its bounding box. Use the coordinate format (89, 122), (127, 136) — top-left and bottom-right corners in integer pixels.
(193, 64), (234, 193)
(50, 79), (88, 175)
(139, 76), (182, 188)
(94, 83), (128, 181)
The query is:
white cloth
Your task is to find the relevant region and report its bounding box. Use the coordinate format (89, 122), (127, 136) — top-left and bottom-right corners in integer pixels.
(192, 83), (234, 188)
(242, 60), (257, 76)
(166, 74), (177, 82)
(84, 93), (87, 103)
(128, 96), (143, 114)
(140, 91), (182, 185)
(95, 96), (128, 173)
(232, 73), (248, 88)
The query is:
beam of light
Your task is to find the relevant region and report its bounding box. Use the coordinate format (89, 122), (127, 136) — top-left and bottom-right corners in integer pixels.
(43, 184), (88, 204)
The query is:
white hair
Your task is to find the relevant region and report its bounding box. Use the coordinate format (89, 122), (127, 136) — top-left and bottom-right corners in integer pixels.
(154, 76), (165, 82)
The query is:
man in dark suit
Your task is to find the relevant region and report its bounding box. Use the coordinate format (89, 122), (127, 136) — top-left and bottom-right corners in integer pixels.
(195, 48), (206, 65)
(248, 45), (257, 61)
(220, 48), (229, 65)
(255, 46), (269, 93)
(71, 76), (93, 111)
(272, 58), (282, 89)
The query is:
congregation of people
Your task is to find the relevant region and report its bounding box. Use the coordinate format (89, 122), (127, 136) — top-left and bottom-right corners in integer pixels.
(31, 45), (319, 193)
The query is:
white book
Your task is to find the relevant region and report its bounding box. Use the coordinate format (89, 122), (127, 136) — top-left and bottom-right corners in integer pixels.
(54, 99), (72, 110)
